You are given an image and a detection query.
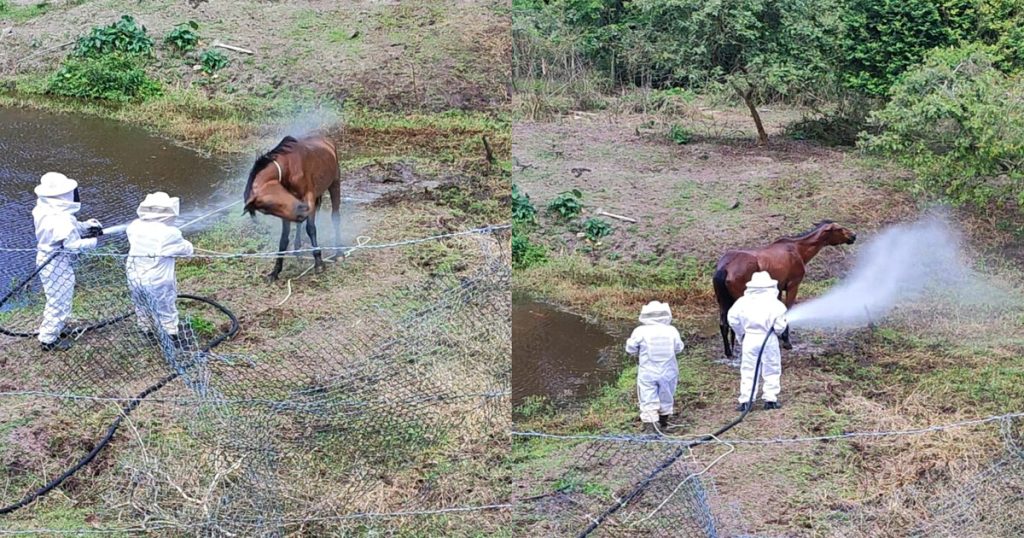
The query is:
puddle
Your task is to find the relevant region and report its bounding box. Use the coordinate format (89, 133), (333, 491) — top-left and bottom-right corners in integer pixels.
(512, 299), (621, 410)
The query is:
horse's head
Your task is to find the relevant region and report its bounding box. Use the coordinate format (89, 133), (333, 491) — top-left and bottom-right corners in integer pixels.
(818, 221), (857, 245)
(242, 137), (309, 222)
(243, 175), (310, 222)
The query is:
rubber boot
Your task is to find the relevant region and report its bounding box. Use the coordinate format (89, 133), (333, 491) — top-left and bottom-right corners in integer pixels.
(641, 422), (657, 435)
(40, 337), (73, 352)
(659, 414), (670, 429)
(763, 401), (781, 410)
(736, 402), (752, 413)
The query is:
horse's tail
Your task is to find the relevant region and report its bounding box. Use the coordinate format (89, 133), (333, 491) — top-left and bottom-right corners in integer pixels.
(712, 266), (733, 319)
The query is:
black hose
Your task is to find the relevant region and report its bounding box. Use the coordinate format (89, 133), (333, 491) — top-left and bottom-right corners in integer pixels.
(576, 326), (777, 537)
(0, 294), (239, 516)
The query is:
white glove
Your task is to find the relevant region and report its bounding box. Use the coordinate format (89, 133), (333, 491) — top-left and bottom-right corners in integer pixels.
(84, 218), (102, 228)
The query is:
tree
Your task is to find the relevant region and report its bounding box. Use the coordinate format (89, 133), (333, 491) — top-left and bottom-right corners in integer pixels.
(622, 0), (842, 144)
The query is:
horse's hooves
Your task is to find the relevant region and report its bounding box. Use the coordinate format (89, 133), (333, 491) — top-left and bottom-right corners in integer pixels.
(782, 342), (793, 350)
(314, 264), (326, 275)
(265, 273), (279, 284)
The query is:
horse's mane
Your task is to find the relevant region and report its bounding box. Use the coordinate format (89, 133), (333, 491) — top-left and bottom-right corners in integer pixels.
(243, 136), (298, 215)
(777, 220), (835, 242)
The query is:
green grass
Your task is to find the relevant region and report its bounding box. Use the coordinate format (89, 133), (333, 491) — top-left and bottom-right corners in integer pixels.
(0, 0), (51, 23)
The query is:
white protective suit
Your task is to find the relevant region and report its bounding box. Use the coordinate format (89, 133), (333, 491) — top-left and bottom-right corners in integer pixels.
(32, 173), (101, 345)
(626, 301), (684, 423)
(125, 193), (193, 335)
(727, 271), (789, 404)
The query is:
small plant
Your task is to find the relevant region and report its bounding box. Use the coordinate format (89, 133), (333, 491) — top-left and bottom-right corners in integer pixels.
(583, 217), (613, 241)
(668, 124), (692, 145)
(547, 189), (583, 220)
(512, 184), (537, 224)
(47, 53), (161, 102)
(165, 21), (200, 53)
(74, 15), (154, 58)
(199, 49), (230, 74)
(512, 227), (548, 269)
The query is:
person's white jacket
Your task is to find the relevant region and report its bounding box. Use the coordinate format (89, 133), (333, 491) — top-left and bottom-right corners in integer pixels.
(626, 301), (684, 423)
(125, 193), (193, 335)
(32, 175), (100, 345)
(728, 272), (788, 404)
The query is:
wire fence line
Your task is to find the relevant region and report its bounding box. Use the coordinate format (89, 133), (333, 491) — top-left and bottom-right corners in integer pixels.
(1, 222), (511, 535)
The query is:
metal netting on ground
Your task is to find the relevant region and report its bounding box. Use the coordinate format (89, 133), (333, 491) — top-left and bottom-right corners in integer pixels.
(512, 433), (722, 537)
(0, 227), (511, 536)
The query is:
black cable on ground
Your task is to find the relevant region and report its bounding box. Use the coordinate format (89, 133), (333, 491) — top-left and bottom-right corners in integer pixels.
(0, 294), (239, 516)
(576, 327), (777, 537)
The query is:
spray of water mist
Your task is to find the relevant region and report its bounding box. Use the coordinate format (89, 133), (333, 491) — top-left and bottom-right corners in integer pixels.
(787, 214), (989, 329)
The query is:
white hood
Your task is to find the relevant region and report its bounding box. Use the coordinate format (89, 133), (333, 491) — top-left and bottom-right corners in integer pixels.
(638, 301), (673, 326)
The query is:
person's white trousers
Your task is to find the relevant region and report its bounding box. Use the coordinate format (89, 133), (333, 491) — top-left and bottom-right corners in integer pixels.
(37, 252), (73, 344)
(738, 333), (782, 403)
(129, 280), (180, 335)
(638, 373), (677, 423)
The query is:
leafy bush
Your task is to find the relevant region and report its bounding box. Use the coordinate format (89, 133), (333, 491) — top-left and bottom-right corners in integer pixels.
(583, 217), (613, 241)
(512, 184), (537, 224)
(199, 49), (230, 74)
(860, 45), (1024, 209)
(547, 189), (583, 220)
(512, 226), (548, 269)
(785, 94), (877, 146)
(165, 21), (200, 53)
(668, 124), (692, 145)
(47, 53), (161, 102)
(74, 15), (154, 58)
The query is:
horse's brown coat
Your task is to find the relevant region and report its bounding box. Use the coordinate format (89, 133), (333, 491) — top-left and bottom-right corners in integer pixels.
(713, 221), (857, 356)
(243, 134), (342, 281)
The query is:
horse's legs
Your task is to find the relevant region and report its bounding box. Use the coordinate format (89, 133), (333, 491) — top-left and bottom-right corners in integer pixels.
(293, 222), (303, 257)
(329, 179), (342, 258)
(305, 209), (324, 274)
(268, 219), (290, 283)
(780, 281), (800, 350)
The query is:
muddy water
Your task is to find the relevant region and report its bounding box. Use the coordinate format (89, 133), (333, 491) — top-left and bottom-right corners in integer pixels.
(0, 107), (236, 250)
(512, 300), (621, 409)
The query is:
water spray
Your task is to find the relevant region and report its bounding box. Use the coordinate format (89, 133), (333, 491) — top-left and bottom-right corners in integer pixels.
(786, 214), (977, 330)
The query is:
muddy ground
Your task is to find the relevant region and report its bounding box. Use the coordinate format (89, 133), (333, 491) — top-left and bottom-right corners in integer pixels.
(512, 103), (1024, 536)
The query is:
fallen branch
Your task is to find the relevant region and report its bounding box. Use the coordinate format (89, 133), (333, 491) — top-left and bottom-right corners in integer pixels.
(597, 210), (637, 223)
(482, 135), (496, 165)
(212, 41), (254, 55)
(13, 40), (75, 67)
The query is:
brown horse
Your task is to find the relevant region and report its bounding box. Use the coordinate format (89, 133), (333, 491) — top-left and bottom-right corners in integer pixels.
(713, 220), (857, 357)
(243, 134), (341, 282)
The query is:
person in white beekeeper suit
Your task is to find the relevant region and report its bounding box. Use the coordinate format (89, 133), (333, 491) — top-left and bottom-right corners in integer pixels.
(626, 301), (684, 434)
(125, 192), (193, 346)
(728, 271), (789, 412)
(32, 172), (104, 352)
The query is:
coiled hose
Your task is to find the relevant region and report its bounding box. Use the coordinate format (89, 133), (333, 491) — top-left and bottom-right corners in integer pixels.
(577, 326), (777, 537)
(0, 252), (239, 515)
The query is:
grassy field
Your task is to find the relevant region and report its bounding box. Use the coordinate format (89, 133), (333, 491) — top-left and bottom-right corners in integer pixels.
(0, 0), (511, 534)
(511, 98), (1024, 536)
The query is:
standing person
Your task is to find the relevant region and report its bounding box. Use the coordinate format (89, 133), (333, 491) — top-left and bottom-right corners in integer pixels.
(32, 172), (103, 352)
(626, 301), (684, 434)
(728, 271), (789, 411)
(125, 192), (193, 346)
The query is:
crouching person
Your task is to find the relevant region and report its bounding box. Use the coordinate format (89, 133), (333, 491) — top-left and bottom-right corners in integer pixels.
(126, 193), (193, 346)
(626, 301), (684, 434)
(32, 172), (103, 351)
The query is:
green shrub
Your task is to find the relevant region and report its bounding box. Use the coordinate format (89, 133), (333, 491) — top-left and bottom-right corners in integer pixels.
(667, 124), (692, 145)
(547, 189), (583, 220)
(165, 21), (200, 53)
(512, 184), (537, 224)
(512, 226), (548, 269)
(199, 49), (230, 74)
(74, 15), (154, 58)
(860, 44), (1024, 209)
(47, 53), (161, 102)
(583, 217), (612, 241)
